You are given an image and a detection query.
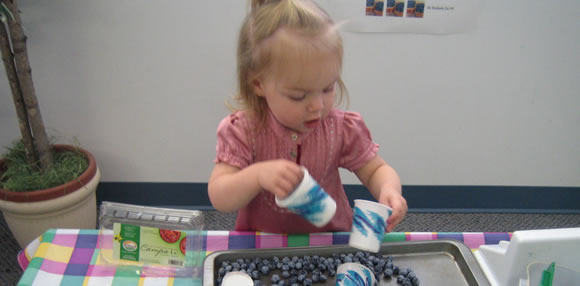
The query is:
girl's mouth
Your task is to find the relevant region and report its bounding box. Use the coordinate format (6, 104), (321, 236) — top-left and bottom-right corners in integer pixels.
(304, 119), (320, 129)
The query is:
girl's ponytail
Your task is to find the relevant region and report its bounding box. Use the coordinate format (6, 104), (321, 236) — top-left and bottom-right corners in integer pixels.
(250, 0), (280, 11)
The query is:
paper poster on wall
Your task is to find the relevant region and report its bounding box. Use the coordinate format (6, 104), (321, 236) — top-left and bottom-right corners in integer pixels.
(316, 0), (483, 34)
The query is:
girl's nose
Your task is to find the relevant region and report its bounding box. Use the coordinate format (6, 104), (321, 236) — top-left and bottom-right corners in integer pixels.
(307, 94), (324, 113)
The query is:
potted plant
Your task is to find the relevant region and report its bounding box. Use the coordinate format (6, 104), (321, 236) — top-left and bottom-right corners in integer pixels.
(0, 0), (100, 248)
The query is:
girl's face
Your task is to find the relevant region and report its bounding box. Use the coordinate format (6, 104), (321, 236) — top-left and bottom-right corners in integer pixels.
(255, 46), (340, 134)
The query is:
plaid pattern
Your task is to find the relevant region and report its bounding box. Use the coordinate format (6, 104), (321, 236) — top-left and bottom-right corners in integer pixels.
(17, 229), (512, 286)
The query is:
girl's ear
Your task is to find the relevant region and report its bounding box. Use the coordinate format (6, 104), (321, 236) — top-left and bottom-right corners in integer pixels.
(252, 78), (264, 96)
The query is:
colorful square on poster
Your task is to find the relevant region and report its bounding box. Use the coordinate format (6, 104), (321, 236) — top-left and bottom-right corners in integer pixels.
(32, 243), (51, 260)
(51, 234), (78, 248)
(44, 244), (74, 263)
(257, 233), (286, 248)
(41, 229), (57, 243)
(332, 232), (350, 245)
(64, 263), (90, 276)
(69, 248), (95, 264)
(205, 231), (229, 252)
(484, 232), (511, 245)
(59, 275), (86, 286)
(75, 234), (99, 248)
(85, 275), (114, 286)
(408, 232), (436, 241)
(228, 232), (255, 249)
(462, 232), (485, 249)
(39, 259), (67, 275)
(87, 264), (117, 277)
(383, 232), (406, 242)
(29, 269), (64, 285)
(18, 264), (38, 285)
(111, 276), (140, 286)
(436, 232), (464, 242)
(287, 234), (309, 247)
(309, 233), (333, 246)
(27, 257), (44, 269)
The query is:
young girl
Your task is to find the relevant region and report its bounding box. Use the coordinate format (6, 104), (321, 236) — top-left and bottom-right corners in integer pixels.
(208, 0), (407, 233)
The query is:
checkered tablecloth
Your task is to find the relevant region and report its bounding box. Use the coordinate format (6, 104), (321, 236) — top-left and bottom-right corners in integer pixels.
(16, 229), (511, 286)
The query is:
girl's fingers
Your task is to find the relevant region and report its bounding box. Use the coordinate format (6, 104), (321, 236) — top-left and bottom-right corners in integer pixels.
(274, 182), (293, 198)
(288, 165), (304, 185)
(385, 197), (407, 232)
(283, 165), (304, 190)
(387, 212), (403, 232)
(275, 174), (301, 198)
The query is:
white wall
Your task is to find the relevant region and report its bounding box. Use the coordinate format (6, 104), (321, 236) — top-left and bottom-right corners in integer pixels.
(1, 0), (578, 187)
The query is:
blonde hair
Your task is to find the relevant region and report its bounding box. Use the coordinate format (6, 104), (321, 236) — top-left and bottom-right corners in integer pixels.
(232, 0), (348, 125)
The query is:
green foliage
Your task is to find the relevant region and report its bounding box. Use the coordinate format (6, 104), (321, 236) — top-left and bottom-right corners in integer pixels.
(0, 142), (88, 192)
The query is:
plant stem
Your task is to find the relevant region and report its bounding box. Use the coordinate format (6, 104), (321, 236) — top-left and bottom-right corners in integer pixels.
(1, 0), (53, 171)
(0, 11), (37, 167)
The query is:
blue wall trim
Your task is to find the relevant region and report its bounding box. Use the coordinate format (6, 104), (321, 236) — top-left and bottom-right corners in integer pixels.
(96, 183), (580, 213)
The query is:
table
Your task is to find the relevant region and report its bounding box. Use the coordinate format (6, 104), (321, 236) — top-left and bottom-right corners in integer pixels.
(17, 229), (511, 286)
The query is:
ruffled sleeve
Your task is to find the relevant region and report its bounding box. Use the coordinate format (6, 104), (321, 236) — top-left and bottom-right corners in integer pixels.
(339, 111), (379, 171)
(214, 112), (253, 169)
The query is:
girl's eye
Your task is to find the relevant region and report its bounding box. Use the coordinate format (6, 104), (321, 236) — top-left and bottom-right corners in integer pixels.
(323, 85), (335, 93)
(289, 94), (306, 101)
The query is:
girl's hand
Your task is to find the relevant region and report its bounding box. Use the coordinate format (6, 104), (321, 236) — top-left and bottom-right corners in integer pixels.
(353, 156), (404, 232)
(378, 190), (408, 232)
(258, 160), (303, 199)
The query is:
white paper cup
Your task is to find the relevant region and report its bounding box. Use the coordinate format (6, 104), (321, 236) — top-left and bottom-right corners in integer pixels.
(348, 199), (392, 253)
(336, 262), (377, 286)
(221, 271), (253, 286)
(275, 167), (336, 227)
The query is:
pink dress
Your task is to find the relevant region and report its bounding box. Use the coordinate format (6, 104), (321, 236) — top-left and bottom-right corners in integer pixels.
(214, 108), (379, 233)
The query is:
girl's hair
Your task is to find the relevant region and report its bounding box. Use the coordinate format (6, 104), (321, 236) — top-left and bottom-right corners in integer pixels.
(232, 0), (348, 125)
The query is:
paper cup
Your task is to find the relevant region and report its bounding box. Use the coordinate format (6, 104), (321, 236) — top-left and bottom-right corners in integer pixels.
(221, 271), (253, 286)
(336, 262), (377, 286)
(349, 199), (392, 253)
(275, 167), (336, 227)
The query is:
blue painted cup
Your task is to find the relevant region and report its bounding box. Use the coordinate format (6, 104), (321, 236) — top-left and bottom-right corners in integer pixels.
(348, 199), (392, 253)
(275, 167), (336, 227)
(336, 262), (377, 286)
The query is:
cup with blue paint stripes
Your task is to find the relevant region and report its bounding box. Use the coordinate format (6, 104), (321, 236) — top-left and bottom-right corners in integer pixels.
(275, 167), (337, 227)
(348, 199), (392, 253)
(336, 262), (377, 286)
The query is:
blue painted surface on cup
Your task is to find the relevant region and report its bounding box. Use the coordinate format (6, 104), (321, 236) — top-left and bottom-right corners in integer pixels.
(336, 266), (375, 286)
(287, 184), (328, 224)
(352, 206), (387, 242)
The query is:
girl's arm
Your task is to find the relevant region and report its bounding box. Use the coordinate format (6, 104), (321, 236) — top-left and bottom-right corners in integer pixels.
(208, 160), (303, 212)
(355, 155), (407, 232)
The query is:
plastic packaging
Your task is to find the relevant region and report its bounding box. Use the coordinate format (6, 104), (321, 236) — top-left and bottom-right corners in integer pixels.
(520, 262), (580, 286)
(473, 227), (580, 286)
(98, 201), (204, 279)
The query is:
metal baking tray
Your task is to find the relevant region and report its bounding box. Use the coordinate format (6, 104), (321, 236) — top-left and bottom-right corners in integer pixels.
(203, 240), (490, 285)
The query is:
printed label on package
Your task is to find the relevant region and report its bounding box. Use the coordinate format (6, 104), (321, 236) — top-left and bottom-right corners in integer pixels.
(113, 223), (186, 267)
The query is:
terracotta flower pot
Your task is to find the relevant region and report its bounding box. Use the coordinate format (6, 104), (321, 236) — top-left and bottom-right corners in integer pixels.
(0, 144), (100, 248)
